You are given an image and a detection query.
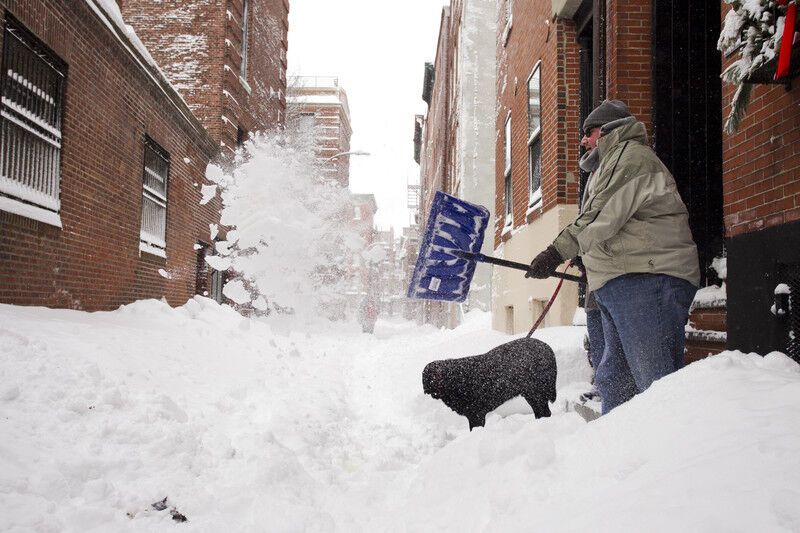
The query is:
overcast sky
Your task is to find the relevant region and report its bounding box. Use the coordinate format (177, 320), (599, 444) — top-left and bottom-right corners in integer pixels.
(288, 1), (446, 232)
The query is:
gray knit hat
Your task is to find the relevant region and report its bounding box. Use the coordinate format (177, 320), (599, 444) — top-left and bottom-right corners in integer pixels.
(583, 100), (632, 134)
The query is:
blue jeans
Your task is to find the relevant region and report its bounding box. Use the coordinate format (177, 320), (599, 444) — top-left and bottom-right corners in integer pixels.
(586, 308), (605, 371)
(594, 274), (697, 414)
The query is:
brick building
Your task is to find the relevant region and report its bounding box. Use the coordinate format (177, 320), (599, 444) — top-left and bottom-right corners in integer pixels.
(493, 1), (728, 347)
(0, 0), (220, 310)
(286, 76), (353, 187)
(492, 0), (583, 334)
(718, 3), (800, 359)
(495, 1), (800, 361)
(122, 0), (290, 151)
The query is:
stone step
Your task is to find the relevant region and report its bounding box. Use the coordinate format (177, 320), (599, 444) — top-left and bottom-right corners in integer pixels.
(688, 305), (726, 332)
(685, 303), (727, 365)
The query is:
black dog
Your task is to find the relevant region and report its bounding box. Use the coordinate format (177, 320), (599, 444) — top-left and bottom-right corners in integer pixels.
(422, 338), (557, 430)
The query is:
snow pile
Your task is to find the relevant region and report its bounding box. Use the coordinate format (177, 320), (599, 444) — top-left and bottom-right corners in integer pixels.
(403, 350), (800, 532)
(1, 302), (798, 532)
(204, 129), (363, 320)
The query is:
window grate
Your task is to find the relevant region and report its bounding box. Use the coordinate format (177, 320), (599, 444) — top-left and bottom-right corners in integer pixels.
(0, 15), (66, 213)
(240, 0), (249, 79)
(140, 137), (169, 252)
(786, 263), (800, 362)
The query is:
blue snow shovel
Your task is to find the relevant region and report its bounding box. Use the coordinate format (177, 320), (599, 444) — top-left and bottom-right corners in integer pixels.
(407, 191), (583, 303)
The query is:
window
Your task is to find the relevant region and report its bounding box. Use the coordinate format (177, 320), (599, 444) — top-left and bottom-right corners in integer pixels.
(528, 62), (542, 206)
(503, 114), (512, 226)
(298, 112), (315, 135)
(139, 137), (170, 257)
(240, 0), (250, 79)
(210, 269), (225, 303)
(354, 205), (362, 221)
(0, 15), (66, 226)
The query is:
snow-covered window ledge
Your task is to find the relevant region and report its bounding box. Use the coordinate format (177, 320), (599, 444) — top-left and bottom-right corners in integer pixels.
(0, 195), (62, 228)
(526, 190), (542, 217)
(139, 239), (166, 259)
(501, 219), (514, 238)
(502, 15), (513, 47)
(239, 76), (252, 95)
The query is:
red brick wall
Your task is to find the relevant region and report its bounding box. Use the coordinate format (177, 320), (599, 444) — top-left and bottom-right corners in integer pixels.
(495, 0), (581, 246)
(123, 0), (289, 152)
(720, 7), (800, 237)
(605, 0), (653, 133)
(0, 0), (220, 310)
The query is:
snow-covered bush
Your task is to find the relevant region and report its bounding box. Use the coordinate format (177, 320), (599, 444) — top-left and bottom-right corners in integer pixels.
(204, 128), (364, 320)
(718, 0), (791, 132)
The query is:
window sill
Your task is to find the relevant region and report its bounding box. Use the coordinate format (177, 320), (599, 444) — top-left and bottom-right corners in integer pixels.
(502, 16), (513, 47)
(526, 189), (543, 218)
(525, 202), (542, 221)
(501, 219), (514, 241)
(0, 195), (62, 228)
(239, 76), (252, 94)
(139, 241), (167, 259)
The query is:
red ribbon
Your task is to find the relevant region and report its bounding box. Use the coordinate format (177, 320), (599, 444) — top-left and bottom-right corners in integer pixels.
(775, 1), (797, 80)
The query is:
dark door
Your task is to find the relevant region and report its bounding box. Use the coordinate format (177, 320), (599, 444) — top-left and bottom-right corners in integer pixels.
(652, 0), (724, 286)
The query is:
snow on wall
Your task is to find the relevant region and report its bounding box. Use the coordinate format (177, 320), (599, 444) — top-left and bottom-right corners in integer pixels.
(118, 1), (214, 116)
(456, 0), (498, 312)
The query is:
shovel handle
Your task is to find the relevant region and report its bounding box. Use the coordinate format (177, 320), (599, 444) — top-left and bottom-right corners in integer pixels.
(458, 252), (586, 284)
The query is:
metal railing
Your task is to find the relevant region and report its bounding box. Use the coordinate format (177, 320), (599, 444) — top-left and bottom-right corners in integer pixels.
(139, 139), (169, 248)
(0, 18), (65, 212)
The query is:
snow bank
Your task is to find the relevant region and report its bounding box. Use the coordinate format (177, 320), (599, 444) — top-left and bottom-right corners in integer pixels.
(1, 302), (798, 532)
(402, 351), (800, 532)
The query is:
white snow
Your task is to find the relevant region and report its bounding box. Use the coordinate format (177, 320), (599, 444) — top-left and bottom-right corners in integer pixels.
(775, 283), (791, 295)
(204, 130), (362, 318)
(0, 195), (62, 229)
(692, 283), (727, 309)
(199, 184), (217, 205)
(1, 303), (798, 532)
(221, 279), (250, 305)
(572, 306), (587, 326)
(711, 256), (727, 280)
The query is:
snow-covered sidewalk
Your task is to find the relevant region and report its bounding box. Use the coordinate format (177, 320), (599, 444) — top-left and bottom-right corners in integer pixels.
(1, 298), (799, 532)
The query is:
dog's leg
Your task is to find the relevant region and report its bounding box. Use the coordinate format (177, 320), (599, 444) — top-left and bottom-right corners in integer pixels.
(525, 396), (551, 419)
(467, 413), (482, 431)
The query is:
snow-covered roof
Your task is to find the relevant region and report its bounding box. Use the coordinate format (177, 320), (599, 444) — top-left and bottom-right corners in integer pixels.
(286, 95), (343, 105)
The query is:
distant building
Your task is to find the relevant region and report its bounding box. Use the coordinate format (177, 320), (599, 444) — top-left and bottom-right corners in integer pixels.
(399, 225), (423, 322)
(415, 1), (497, 328)
(122, 0), (290, 151)
(417, 7), (457, 329)
(349, 193), (377, 310)
(286, 76), (353, 187)
(0, 1), (220, 310)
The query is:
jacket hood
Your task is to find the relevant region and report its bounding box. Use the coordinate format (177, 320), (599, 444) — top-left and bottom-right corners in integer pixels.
(597, 120), (648, 161)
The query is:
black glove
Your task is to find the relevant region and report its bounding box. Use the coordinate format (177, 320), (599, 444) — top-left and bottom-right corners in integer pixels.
(525, 245), (563, 279)
(573, 255), (586, 275)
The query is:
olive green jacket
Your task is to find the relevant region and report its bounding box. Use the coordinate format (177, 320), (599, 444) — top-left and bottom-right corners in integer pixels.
(552, 121), (700, 294)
